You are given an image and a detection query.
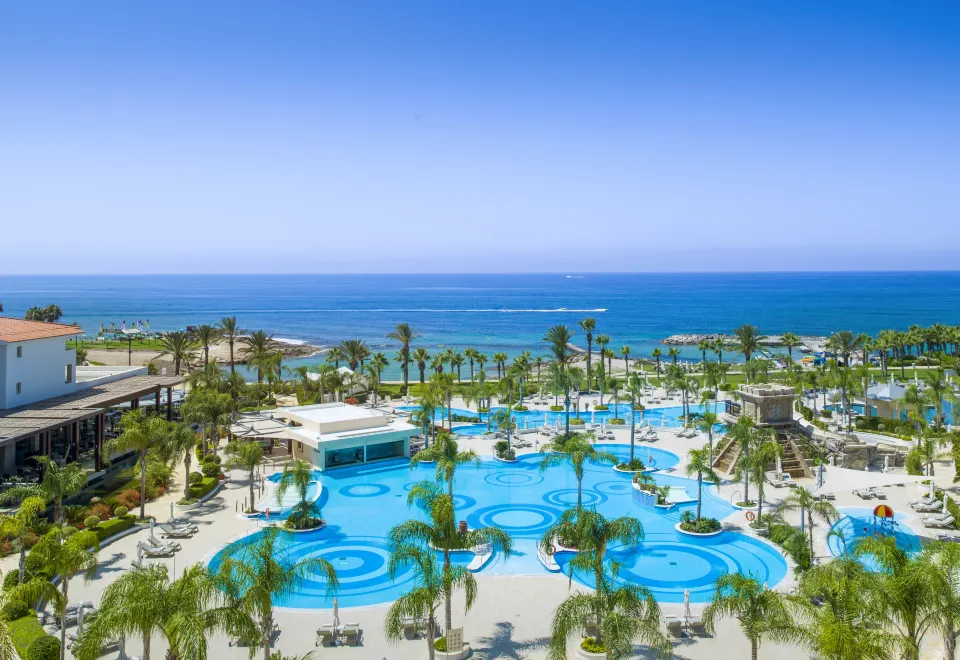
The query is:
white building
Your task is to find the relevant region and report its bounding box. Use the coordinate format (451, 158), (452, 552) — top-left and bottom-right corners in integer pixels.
(233, 402), (417, 471)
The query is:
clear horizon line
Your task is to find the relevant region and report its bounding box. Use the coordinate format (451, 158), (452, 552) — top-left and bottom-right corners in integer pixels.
(2, 269), (960, 277)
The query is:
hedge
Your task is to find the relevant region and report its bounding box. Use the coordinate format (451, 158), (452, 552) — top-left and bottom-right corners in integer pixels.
(92, 514), (137, 542)
(9, 615), (46, 658)
(188, 476), (220, 500)
(26, 634), (60, 660)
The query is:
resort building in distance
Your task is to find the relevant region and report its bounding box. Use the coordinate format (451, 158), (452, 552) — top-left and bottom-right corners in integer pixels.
(0, 317), (182, 480)
(235, 402), (417, 470)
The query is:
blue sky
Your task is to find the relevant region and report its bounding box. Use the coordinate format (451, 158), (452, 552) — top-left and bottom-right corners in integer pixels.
(1, 2), (958, 273)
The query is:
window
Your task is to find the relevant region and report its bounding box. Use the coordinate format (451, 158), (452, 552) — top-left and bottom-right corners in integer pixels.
(15, 382), (22, 395)
(16, 346), (22, 358)
(65, 364), (73, 383)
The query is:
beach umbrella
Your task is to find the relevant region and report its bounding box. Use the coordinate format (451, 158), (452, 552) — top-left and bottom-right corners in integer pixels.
(883, 456), (890, 473)
(333, 597), (340, 629)
(136, 544), (143, 566)
(683, 589), (691, 621)
(150, 517), (156, 539)
(930, 479), (936, 499)
(169, 502), (175, 523)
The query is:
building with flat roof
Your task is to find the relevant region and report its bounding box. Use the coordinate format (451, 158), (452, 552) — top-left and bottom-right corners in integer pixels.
(232, 402), (416, 471)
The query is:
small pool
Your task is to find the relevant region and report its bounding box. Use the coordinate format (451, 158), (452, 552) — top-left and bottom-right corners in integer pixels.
(212, 445), (787, 608)
(827, 507), (923, 571)
(258, 470), (323, 512)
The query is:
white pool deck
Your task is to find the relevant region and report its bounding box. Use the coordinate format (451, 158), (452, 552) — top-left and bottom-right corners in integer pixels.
(4, 395), (952, 659)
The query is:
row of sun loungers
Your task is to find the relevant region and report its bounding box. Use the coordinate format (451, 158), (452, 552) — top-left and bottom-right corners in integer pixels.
(923, 512), (956, 528)
(854, 487), (887, 500)
(663, 614), (706, 637)
(316, 622), (363, 646)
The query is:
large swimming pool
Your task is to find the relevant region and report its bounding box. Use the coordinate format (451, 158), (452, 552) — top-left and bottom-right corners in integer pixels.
(210, 445), (787, 608)
(396, 403), (722, 436)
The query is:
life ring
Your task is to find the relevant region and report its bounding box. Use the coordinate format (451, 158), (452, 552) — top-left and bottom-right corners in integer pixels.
(745, 511), (756, 522)
(545, 544), (555, 556)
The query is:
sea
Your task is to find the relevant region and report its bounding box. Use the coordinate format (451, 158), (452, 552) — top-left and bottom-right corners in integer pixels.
(1, 273), (958, 379)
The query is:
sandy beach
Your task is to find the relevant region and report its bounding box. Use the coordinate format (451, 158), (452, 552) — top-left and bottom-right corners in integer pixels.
(85, 338), (324, 371)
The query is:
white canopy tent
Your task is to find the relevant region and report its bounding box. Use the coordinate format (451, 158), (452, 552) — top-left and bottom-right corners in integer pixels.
(809, 465), (929, 497)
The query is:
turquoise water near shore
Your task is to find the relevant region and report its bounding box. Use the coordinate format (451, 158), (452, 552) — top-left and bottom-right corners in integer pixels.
(2, 272), (959, 379)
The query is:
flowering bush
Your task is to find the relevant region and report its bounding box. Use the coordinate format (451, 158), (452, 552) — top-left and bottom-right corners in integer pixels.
(344, 397), (360, 405)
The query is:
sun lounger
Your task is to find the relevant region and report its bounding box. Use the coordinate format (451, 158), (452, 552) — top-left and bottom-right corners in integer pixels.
(341, 622), (362, 646)
(664, 615), (683, 637)
(315, 623), (337, 646)
(924, 515), (956, 528)
(159, 523), (195, 539)
(870, 487), (887, 500)
(914, 501), (943, 512)
(686, 614), (705, 634)
(854, 489), (874, 500)
(910, 497), (938, 508)
(400, 616), (420, 638)
(138, 541), (175, 557)
(937, 533), (960, 543)
(145, 535), (181, 552)
(233, 621), (278, 647)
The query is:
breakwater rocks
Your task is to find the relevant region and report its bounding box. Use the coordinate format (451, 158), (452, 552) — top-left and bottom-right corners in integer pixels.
(662, 334), (728, 346)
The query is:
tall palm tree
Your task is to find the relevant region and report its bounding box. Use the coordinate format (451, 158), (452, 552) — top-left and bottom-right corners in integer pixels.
(430, 373), (456, 430)
(369, 351), (389, 383)
(595, 334), (611, 385)
(225, 440), (264, 514)
(388, 323), (420, 395)
(620, 346), (631, 380)
(697, 339), (712, 366)
(922, 368), (957, 430)
(430, 353), (445, 375)
(926, 542), (960, 659)
(326, 346), (345, 369)
(651, 348), (663, 375)
(412, 347), (430, 384)
(539, 434), (618, 510)
(12, 528), (98, 660)
(475, 352), (488, 380)
(728, 416), (758, 506)
(276, 459), (317, 529)
(825, 330), (861, 366)
(340, 339), (369, 371)
(217, 316), (243, 373)
(241, 331), (276, 383)
(625, 375), (643, 464)
(789, 557), (899, 660)
(541, 509), (669, 660)
(75, 563), (254, 660)
(685, 446), (720, 522)
(733, 325), (766, 381)
(667, 347), (680, 365)
(712, 338), (726, 364)
(702, 573), (793, 660)
(216, 526), (338, 660)
(384, 544), (473, 660)
(0, 496), (46, 583)
(696, 406), (720, 465)
(397, 483), (511, 635)
(410, 432), (478, 502)
(109, 410), (171, 520)
(579, 318), (597, 391)
(780, 332), (801, 363)
(192, 324), (220, 368)
(492, 352), (508, 380)
(0, 456), (87, 524)
(779, 485), (838, 562)
(464, 347), (477, 382)
(544, 325), (576, 435)
(735, 430), (781, 522)
(447, 350), (463, 382)
(157, 330), (198, 376)
(165, 422), (200, 503)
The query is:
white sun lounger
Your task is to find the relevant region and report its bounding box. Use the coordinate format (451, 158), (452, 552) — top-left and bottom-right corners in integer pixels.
(145, 535), (181, 552)
(341, 623), (362, 646)
(138, 541), (175, 557)
(664, 615), (683, 636)
(924, 515), (955, 528)
(914, 501), (943, 512)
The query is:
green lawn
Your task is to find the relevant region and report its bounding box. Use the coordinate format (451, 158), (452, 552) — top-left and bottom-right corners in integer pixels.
(72, 337), (167, 351)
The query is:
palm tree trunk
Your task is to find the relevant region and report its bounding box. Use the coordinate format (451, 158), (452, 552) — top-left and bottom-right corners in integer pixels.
(807, 510), (815, 561)
(229, 338), (235, 373)
(427, 617), (436, 660)
(184, 455), (192, 502)
(751, 638), (758, 660)
(139, 451), (147, 520)
(629, 409), (636, 463)
(444, 553), (453, 633)
(60, 580), (69, 660)
(944, 629), (957, 660)
(564, 390), (571, 437)
(249, 469), (256, 513)
(262, 611), (272, 660)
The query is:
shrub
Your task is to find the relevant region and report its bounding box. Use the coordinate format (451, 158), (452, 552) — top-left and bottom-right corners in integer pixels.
(83, 516), (101, 529)
(61, 527), (78, 539)
(569, 418), (585, 425)
(905, 448), (924, 476)
(8, 615), (46, 659)
(189, 471), (204, 485)
(117, 489), (141, 510)
(718, 384), (733, 391)
(3, 570), (21, 592)
(26, 634), (60, 660)
(89, 502), (113, 521)
(680, 517), (722, 534)
(616, 458), (645, 471)
(188, 476), (219, 500)
(593, 404), (609, 411)
(201, 462), (221, 478)
(477, 406), (490, 413)
(113, 506), (129, 518)
(493, 441), (516, 461)
(608, 418), (625, 425)
(434, 637), (447, 652)
(1, 600), (30, 622)
(581, 637), (605, 653)
(344, 397), (359, 405)
(23, 554), (51, 582)
(93, 515), (137, 542)
(135, 456), (174, 489)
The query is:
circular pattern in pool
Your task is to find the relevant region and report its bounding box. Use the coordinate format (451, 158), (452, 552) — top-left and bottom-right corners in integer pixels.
(827, 506), (923, 571)
(211, 445), (788, 608)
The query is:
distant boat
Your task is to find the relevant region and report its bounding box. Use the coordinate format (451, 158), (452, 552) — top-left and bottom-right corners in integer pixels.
(565, 275), (583, 279)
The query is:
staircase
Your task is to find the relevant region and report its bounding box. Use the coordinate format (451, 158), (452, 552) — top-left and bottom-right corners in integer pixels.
(712, 437), (741, 475)
(776, 432), (812, 479)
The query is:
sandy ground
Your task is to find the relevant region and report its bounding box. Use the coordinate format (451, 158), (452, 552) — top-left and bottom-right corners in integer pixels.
(85, 338), (322, 371)
(4, 392), (952, 659)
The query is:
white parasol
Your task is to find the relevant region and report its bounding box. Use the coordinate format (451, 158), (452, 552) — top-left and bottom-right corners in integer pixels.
(333, 597), (340, 629)
(683, 589), (691, 621)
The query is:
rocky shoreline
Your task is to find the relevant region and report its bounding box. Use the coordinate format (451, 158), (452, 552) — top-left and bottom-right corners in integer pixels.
(662, 334), (728, 345)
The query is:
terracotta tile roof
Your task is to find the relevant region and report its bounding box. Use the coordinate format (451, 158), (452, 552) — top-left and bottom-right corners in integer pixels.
(0, 317), (83, 343)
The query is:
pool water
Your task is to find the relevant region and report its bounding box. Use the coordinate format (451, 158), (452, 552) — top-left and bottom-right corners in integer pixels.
(256, 471), (323, 512)
(211, 445), (787, 608)
(398, 403), (723, 435)
(827, 507), (923, 571)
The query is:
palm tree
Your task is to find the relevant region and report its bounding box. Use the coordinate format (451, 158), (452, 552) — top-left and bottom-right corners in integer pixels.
(493, 352), (508, 380)
(620, 346), (631, 379)
(579, 318), (597, 390)
(926, 542), (960, 659)
(413, 347), (430, 384)
(75, 563), (254, 660)
(696, 406), (720, 465)
(544, 324), (577, 435)
(780, 332), (801, 363)
(667, 347), (680, 365)
(217, 316), (243, 373)
(779, 485), (838, 563)
(0, 496), (46, 583)
(448, 350), (464, 381)
(625, 376), (643, 464)
(165, 422), (200, 503)
(595, 334), (610, 384)
(340, 339), (369, 371)
(702, 573), (793, 660)
(216, 526), (338, 660)
(225, 440), (264, 514)
(241, 331), (276, 383)
(733, 325), (767, 381)
(396, 483), (511, 635)
(685, 446), (720, 522)
(157, 330), (198, 375)
(464, 347), (477, 382)
(922, 368), (956, 430)
(789, 557), (899, 660)
(475, 352), (488, 380)
(388, 323), (420, 396)
(384, 544), (473, 660)
(728, 416), (758, 506)
(12, 528), (98, 660)
(429, 372), (455, 430)
(430, 353), (445, 375)
(541, 508), (669, 660)
(411, 432), (478, 501)
(735, 430), (781, 523)
(0, 456), (87, 524)
(109, 410), (171, 520)
(539, 434), (618, 510)
(192, 324), (220, 368)
(825, 330), (862, 366)
(651, 348), (663, 375)
(326, 346), (345, 369)
(276, 459), (317, 529)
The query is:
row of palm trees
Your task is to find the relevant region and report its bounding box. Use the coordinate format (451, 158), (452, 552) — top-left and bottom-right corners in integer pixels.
(156, 316), (277, 378)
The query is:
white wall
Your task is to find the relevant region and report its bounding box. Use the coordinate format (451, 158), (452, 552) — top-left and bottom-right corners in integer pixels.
(0, 336), (78, 409)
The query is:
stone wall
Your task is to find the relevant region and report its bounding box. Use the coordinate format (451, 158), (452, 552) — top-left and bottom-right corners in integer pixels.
(839, 443), (906, 471)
